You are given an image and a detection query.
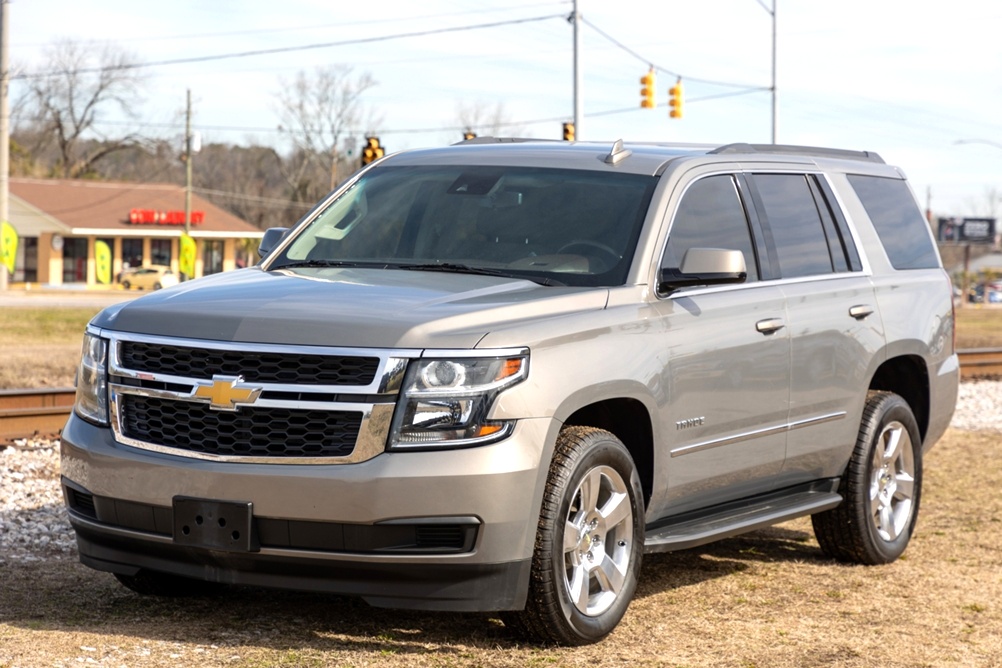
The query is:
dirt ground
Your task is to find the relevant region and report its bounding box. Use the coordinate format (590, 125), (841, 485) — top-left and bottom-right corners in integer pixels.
(1, 428), (1000, 668)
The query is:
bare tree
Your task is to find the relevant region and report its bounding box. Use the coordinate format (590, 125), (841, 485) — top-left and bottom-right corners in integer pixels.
(454, 100), (524, 142)
(276, 66), (376, 204)
(14, 39), (147, 178)
(195, 143), (293, 230)
(964, 186), (1002, 220)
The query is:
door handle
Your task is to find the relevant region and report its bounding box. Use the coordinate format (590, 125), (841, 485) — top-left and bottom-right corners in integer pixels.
(849, 304), (874, 320)
(756, 318), (785, 334)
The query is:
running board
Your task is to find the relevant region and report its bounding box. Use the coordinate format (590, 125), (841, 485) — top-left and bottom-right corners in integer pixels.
(644, 484), (842, 554)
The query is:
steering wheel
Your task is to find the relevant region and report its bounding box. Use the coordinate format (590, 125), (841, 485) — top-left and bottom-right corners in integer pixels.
(557, 240), (621, 270)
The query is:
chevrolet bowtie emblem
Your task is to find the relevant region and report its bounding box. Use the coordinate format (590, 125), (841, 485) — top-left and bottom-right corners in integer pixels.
(192, 375), (262, 411)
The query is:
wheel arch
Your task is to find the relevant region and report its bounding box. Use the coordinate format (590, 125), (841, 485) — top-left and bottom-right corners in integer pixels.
(868, 353), (930, 442)
(563, 397), (655, 509)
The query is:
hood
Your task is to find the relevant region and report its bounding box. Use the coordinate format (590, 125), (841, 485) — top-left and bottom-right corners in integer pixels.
(92, 267), (609, 350)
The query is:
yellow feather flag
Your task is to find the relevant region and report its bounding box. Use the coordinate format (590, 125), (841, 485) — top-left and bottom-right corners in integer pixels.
(0, 221), (18, 275)
(95, 240), (112, 284)
(179, 233), (196, 278)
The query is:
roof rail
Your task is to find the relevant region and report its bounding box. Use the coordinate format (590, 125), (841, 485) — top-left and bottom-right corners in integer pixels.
(452, 137), (559, 145)
(709, 143), (885, 164)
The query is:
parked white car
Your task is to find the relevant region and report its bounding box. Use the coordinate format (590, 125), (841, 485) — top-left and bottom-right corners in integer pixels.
(120, 265), (178, 290)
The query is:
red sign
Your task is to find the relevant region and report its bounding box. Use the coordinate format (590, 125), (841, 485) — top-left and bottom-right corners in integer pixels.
(128, 209), (205, 225)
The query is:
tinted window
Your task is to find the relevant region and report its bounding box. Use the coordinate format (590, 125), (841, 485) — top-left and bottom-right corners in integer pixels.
(847, 174), (939, 270)
(663, 175), (759, 282)
(807, 177), (847, 272)
(272, 166), (656, 287)
(814, 176), (862, 271)
(754, 174), (833, 278)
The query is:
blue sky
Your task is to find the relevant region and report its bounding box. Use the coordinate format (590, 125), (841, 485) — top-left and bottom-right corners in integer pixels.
(10, 0), (1002, 217)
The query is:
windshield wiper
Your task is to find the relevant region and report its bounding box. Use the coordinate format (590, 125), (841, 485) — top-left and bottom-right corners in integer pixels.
(271, 259), (374, 270)
(398, 263), (565, 286)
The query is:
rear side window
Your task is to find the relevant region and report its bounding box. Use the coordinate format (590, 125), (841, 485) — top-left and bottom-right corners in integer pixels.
(847, 174), (939, 270)
(753, 174), (834, 278)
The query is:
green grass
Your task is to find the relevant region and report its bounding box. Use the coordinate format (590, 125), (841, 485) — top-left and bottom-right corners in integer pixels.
(0, 307), (99, 346)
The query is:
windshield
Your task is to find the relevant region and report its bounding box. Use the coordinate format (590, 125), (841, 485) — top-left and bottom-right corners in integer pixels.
(269, 165), (657, 287)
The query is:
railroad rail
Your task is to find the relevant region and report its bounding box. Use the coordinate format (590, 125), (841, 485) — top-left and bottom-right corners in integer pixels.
(0, 387), (75, 441)
(958, 348), (1002, 381)
(1, 348), (1001, 441)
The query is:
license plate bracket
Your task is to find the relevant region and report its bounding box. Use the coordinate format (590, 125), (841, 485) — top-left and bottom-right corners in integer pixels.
(172, 497), (258, 552)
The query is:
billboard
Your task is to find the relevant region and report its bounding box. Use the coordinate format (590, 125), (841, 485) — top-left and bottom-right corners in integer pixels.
(937, 217), (996, 243)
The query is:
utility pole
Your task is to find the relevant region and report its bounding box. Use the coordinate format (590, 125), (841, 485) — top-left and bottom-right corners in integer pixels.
(572, 0), (582, 140)
(184, 89), (192, 237)
(769, 0), (777, 144)
(0, 0), (10, 291)
(180, 89), (194, 281)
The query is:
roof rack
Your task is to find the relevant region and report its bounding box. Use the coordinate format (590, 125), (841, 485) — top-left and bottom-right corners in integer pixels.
(452, 137), (559, 145)
(709, 143), (885, 164)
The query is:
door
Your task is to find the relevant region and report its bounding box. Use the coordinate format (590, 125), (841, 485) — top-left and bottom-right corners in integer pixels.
(649, 173), (791, 518)
(746, 172), (884, 482)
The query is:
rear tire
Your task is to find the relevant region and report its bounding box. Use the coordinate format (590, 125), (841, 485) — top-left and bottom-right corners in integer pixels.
(121, 280), (130, 290)
(114, 570), (223, 597)
(812, 391), (922, 565)
(503, 426), (644, 645)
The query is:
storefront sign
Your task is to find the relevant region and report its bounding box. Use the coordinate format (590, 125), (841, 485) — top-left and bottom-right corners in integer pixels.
(129, 209), (205, 225)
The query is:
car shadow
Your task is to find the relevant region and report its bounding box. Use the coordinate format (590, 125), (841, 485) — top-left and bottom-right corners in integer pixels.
(635, 524), (827, 599)
(1, 503), (829, 654)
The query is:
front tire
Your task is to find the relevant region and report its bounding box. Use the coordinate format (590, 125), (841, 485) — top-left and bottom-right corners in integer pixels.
(812, 391), (922, 565)
(504, 426), (644, 645)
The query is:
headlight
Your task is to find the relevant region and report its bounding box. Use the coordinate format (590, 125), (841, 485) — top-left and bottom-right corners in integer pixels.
(74, 332), (109, 426)
(389, 353), (528, 450)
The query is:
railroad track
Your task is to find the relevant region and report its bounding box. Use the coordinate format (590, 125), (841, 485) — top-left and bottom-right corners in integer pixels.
(0, 388), (76, 441)
(2, 348), (1001, 441)
(958, 348), (1002, 380)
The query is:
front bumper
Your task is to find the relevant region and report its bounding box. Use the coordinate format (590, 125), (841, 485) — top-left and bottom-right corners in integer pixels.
(60, 413), (557, 611)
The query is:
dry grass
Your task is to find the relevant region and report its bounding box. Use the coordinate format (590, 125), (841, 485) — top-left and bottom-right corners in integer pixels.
(0, 308), (98, 389)
(955, 306), (1002, 349)
(2, 429), (1000, 667)
(3, 303), (1002, 391)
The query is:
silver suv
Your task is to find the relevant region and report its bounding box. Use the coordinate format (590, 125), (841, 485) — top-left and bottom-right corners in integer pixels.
(62, 140), (958, 645)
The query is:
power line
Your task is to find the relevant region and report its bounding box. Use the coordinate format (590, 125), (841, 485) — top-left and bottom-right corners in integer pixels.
(123, 2), (574, 45)
(15, 84), (765, 140)
(13, 14), (565, 81)
(580, 16), (765, 91)
(584, 90), (766, 119)
(15, 2), (570, 48)
(194, 187), (313, 209)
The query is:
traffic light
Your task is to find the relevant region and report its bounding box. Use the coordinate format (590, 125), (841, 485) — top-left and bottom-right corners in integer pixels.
(361, 136), (384, 166)
(463, 130), (477, 141)
(669, 78), (684, 119)
(640, 69), (656, 109)
(562, 122), (575, 141)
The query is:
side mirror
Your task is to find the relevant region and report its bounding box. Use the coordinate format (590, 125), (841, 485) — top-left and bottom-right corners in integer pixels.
(659, 248), (747, 294)
(258, 227), (290, 258)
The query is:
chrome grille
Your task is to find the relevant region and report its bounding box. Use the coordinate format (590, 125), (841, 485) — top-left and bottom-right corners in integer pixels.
(120, 394), (361, 458)
(120, 341), (379, 385)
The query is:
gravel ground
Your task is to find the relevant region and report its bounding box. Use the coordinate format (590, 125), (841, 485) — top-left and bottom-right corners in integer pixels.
(2, 380), (1000, 565)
